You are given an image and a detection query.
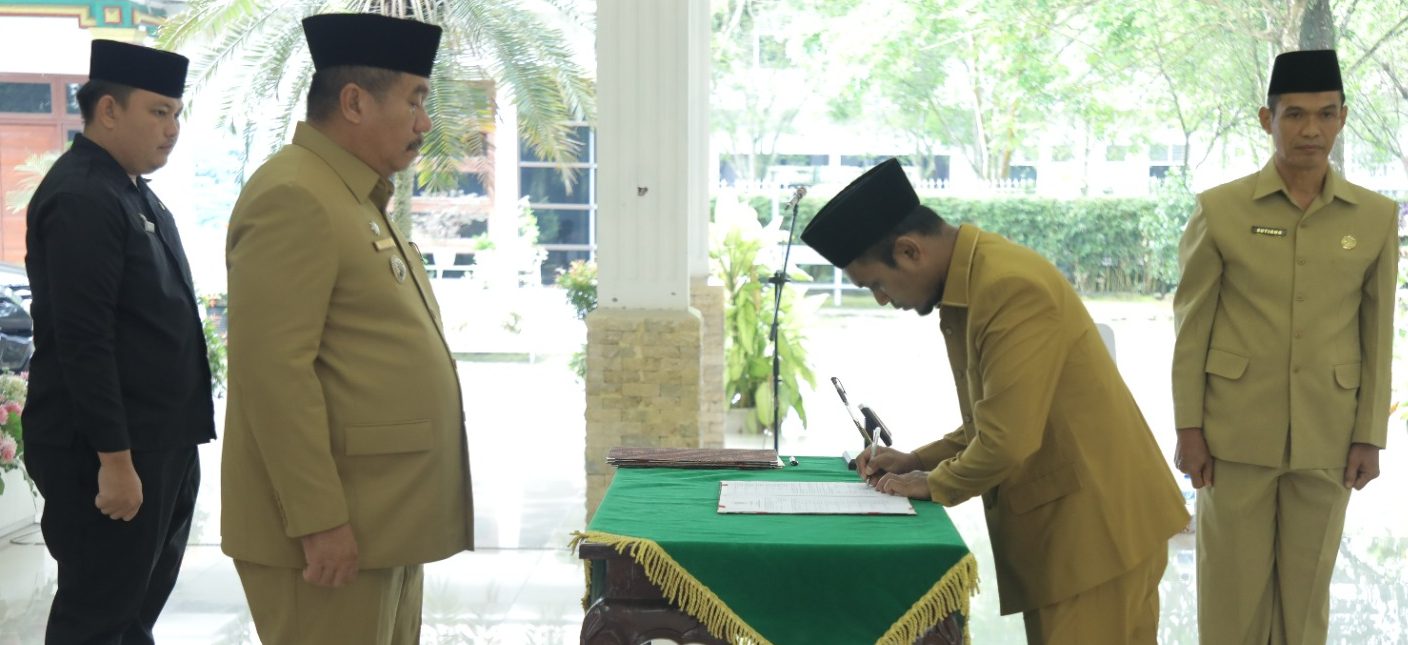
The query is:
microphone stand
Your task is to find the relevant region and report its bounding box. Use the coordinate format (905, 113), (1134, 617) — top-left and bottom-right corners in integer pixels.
(767, 185), (807, 455)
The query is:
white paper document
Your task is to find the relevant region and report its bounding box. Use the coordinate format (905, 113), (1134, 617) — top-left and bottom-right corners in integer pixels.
(717, 481), (917, 515)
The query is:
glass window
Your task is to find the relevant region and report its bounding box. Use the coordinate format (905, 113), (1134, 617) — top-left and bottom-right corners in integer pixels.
(541, 249), (592, 286)
(534, 209), (591, 245)
(1008, 165), (1038, 181)
(458, 172), (487, 196)
(1106, 144), (1140, 161)
(414, 171), (488, 196)
(772, 154), (827, 166)
(521, 166), (590, 205)
(66, 82), (81, 115)
(520, 125), (592, 163)
(0, 82), (53, 113)
(841, 154), (892, 167)
(455, 220), (488, 239)
(924, 155), (951, 181)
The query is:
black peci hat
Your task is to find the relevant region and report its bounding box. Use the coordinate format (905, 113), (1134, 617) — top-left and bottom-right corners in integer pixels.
(89, 40), (188, 99)
(303, 13), (443, 77)
(1268, 49), (1343, 96)
(801, 158), (920, 268)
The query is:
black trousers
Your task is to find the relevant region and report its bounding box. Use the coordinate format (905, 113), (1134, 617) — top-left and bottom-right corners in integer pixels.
(24, 444), (200, 645)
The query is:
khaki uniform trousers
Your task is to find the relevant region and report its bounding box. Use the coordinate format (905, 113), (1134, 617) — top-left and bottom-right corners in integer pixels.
(1196, 458), (1351, 645)
(234, 560), (424, 645)
(1022, 546), (1168, 644)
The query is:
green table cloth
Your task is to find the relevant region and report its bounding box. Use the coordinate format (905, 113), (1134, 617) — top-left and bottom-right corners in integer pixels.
(574, 456), (977, 645)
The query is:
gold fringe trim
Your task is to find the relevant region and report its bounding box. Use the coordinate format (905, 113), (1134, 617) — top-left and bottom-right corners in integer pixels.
(877, 552), (979, 645)
(573, 532), (980, 645)
(572, 530), (772, 644)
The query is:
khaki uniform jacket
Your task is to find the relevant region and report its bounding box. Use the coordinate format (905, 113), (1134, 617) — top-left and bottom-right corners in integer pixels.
(915, 225), (1188, 615)
(221, 123), (473, 569)
(1172, 161), (1398, 469)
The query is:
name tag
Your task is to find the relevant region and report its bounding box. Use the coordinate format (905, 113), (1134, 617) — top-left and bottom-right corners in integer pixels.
(372, 238), (396, 251)
(1251, 226), (1286, 237)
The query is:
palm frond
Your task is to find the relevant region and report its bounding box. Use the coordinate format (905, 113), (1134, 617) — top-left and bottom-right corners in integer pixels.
(159, 0), (596, 203)
(4, 151), (62, 215)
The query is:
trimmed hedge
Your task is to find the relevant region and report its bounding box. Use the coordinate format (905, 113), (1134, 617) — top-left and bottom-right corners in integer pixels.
(726, 191), (1193, 296)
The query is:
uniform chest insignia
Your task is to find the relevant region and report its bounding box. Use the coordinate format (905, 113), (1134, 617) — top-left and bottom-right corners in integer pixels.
(390, 256), (408, 283)
(370, 221), (382, 236)
(1341, 235), (1357, 250)
(1250, 226), (1286, 237)
(138, 213), (156, 233)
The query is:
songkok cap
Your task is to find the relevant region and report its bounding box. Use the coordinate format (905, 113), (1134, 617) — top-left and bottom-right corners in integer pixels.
(1267, 49), (1343, 96)
(801, 159), (920, 268)
(89, 40), (188, 99)
(303, 13), (442, 77)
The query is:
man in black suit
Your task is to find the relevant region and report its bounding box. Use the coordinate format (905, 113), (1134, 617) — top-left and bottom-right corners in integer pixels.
(22, 40), (215, 645)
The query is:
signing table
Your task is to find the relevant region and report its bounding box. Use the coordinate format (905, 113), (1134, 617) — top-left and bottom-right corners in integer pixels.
(573, 456), (976, 644)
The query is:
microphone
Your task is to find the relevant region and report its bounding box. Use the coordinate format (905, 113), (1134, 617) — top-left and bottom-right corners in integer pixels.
(767, 184), (808, 455)
(785, 186), (807, 212)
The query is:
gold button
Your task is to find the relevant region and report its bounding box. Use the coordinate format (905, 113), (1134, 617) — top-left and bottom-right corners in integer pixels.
(1297, 257), (1306, 266)
(963, 414), (973, 423)
(942, 327), (951, 336)
(1293, 366), (1301, 373)
(1295, 331), (1304, 339)
(1296, 293), (1306, 302)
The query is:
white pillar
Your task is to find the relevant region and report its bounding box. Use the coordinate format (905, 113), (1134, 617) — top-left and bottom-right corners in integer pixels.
(595, 0), (709, 309)
(586, 0), (713, 516)
(488, 88), (521, 289)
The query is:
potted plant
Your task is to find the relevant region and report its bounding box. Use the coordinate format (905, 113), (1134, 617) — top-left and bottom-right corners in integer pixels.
(558, 259), (598, 380)
(711, 195), (824, 435)
(0, 373), (27, 492)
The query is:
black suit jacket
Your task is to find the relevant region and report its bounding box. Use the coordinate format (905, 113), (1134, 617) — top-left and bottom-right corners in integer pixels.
(23, 134), (215, 452)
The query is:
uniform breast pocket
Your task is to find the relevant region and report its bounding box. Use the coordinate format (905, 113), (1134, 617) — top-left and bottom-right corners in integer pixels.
(343, 419), (433, 456)
(1204, 348), (1248, 381)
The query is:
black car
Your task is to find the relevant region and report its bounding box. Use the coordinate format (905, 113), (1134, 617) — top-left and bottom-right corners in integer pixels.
(0, 263), (34, 373)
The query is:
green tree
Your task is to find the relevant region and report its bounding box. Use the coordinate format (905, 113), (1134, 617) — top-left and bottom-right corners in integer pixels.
(158, 0), (595, 236)
(1193, 0), (1408, 173)
(854, 0), (1109, 181)
(712, 0), (862, 183)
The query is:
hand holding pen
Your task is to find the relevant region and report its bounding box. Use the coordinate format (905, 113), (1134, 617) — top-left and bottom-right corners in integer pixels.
(855, 446), (923, 487)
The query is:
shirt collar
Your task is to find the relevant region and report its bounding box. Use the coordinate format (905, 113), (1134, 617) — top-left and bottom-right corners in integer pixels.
(939, 224), (981, 309)
(71, 133), (139, 189)
(292, 122), (394, 213)
(1252, 158), (1358, 207)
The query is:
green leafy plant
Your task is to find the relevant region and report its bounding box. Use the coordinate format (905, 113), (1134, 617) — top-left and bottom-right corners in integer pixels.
(731, 192), (1186, 296)
(203, 295), (228, 393)
(558, 260), (597, 379)
(712, 200), (822, 433)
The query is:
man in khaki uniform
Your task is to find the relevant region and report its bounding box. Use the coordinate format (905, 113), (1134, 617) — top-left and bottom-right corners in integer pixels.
(806, 159), (1188, 644)
(1172, 50), (1397, 644)
(222, 14), (472, 645)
